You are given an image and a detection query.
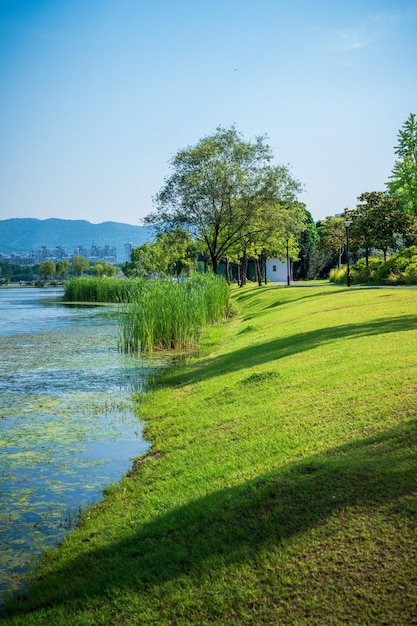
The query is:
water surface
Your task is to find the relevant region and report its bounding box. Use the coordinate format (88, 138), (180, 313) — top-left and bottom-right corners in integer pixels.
(0, 287), (109, 336)
(0, 287), (165, 602)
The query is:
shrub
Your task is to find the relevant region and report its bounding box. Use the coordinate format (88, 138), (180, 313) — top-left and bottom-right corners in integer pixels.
(374, 254), (409, 285)
(404, 262), (417, 285)
(350, 258), (383, 284)
(328, 267), (346, 284)
(328, 247), (417, 286)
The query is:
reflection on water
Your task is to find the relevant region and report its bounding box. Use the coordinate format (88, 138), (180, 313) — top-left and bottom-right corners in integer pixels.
(0, 288), (166, 603)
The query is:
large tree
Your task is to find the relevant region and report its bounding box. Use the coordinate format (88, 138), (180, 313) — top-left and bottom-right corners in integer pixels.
(387, 113), (417, 216)
(144, 126), (304, 274)
(56, 260), (69, 278)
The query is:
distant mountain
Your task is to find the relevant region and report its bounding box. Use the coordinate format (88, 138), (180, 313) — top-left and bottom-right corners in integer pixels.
(0, 218), (154, 261)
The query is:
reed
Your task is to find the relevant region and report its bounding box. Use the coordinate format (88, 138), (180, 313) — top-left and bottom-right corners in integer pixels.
(63, 275), (231, 352)
(119, 275), (231, 353)
(63, 277), (136, 303)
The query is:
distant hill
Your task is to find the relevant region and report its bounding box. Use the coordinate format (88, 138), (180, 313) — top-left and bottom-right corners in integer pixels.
(0, 218), (154, 261)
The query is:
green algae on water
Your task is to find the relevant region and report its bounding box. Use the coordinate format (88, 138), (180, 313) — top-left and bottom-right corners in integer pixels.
(0, 322), (166, 602)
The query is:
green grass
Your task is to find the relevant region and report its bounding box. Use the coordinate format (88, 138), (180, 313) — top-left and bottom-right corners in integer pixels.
(3, 284), (417, 624)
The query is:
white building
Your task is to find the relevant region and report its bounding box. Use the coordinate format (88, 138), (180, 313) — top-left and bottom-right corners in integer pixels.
(266, 258), (288, 282)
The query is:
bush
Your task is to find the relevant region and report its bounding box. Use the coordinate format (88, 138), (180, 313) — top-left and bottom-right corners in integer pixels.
(328, 267), (346, 284)
(374, 255), (407, 285)
(350, 258), (383, 284)
(404, 262), (417, 285)
(328, 247), (417, 286)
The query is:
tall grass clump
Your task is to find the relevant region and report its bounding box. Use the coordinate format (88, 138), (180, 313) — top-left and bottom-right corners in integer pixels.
(119, 274), (231, 352)
(63, 277), (136, 303)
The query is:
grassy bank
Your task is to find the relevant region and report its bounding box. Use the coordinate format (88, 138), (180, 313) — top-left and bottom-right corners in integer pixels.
(3, 284), (417, 624)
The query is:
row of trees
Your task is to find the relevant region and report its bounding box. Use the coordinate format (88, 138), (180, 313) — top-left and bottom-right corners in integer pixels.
(314, 113), (417, 276)
(0, 258), (118, 284)
(39, 258), (118, 280)
(125, 114), (416, 283)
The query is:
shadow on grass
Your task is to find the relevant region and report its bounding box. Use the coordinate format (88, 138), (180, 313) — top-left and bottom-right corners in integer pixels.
(6, 419), (417, 616)
(170, 314), (417, 385)
(233, 284), (349, 315)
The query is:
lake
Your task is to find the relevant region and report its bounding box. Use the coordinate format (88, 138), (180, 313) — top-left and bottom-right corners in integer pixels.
(0, 287), (165, 604)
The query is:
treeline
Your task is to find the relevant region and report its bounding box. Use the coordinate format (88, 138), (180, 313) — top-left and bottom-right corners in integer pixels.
(0, 258), (118, 285)
(300, 113), (417, 280)
(4, 114), (416, 286)
(124, 114), (416, 284)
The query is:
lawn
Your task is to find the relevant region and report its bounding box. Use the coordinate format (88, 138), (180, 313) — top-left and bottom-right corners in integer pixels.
(3, 284), (417, 625)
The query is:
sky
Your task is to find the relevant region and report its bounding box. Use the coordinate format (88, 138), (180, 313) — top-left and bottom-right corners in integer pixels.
(1, 0), (416, 227)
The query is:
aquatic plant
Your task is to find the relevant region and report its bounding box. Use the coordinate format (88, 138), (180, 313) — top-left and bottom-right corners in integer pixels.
(63, 277), (136, 303)
(63, 275), (231, 352)
(119, 275), (231, 352)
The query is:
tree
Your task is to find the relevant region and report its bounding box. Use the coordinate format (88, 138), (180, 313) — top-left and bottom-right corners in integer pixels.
(317, 215), (346, 268)
(368, 194), (415, 261)
(39, 260), (56, 281)
(387, 113), (417, 216)
(349, 192), (416, 264)
(71, 255), (89, 276)
(292, 209), (319, 279)
(56, 260), (69, 278)
(123, 229), (198, 278)
(144, 126), (304, 274)
(348, 194), (379, 266)
(153, 229), (199, 277)
(91, 261), (117, 277)
(123, 243), (159, 277)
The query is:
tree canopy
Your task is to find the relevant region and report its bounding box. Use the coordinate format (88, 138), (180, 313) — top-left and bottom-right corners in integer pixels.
(71, 255), (89, 277)
(387, 113), (417, 216)
(123, 229), (198, 278)
(317, 215), (345, 268)
(144, 126), (305, 273)
(39, 260), (56, 280)
(346, 191), (416, 264)
(91, 261), (118, 277)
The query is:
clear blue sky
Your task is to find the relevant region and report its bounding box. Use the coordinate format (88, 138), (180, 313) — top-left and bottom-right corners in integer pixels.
(1, 0), (416, 226)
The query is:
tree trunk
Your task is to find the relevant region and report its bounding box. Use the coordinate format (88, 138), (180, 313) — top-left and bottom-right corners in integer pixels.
(256, 256), (262, 286)
(263, 254), (268, 284)
(241, 252), (248, 286)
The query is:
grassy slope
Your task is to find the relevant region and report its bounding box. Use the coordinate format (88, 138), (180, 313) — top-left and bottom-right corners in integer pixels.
(3, 285), (417, 625)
